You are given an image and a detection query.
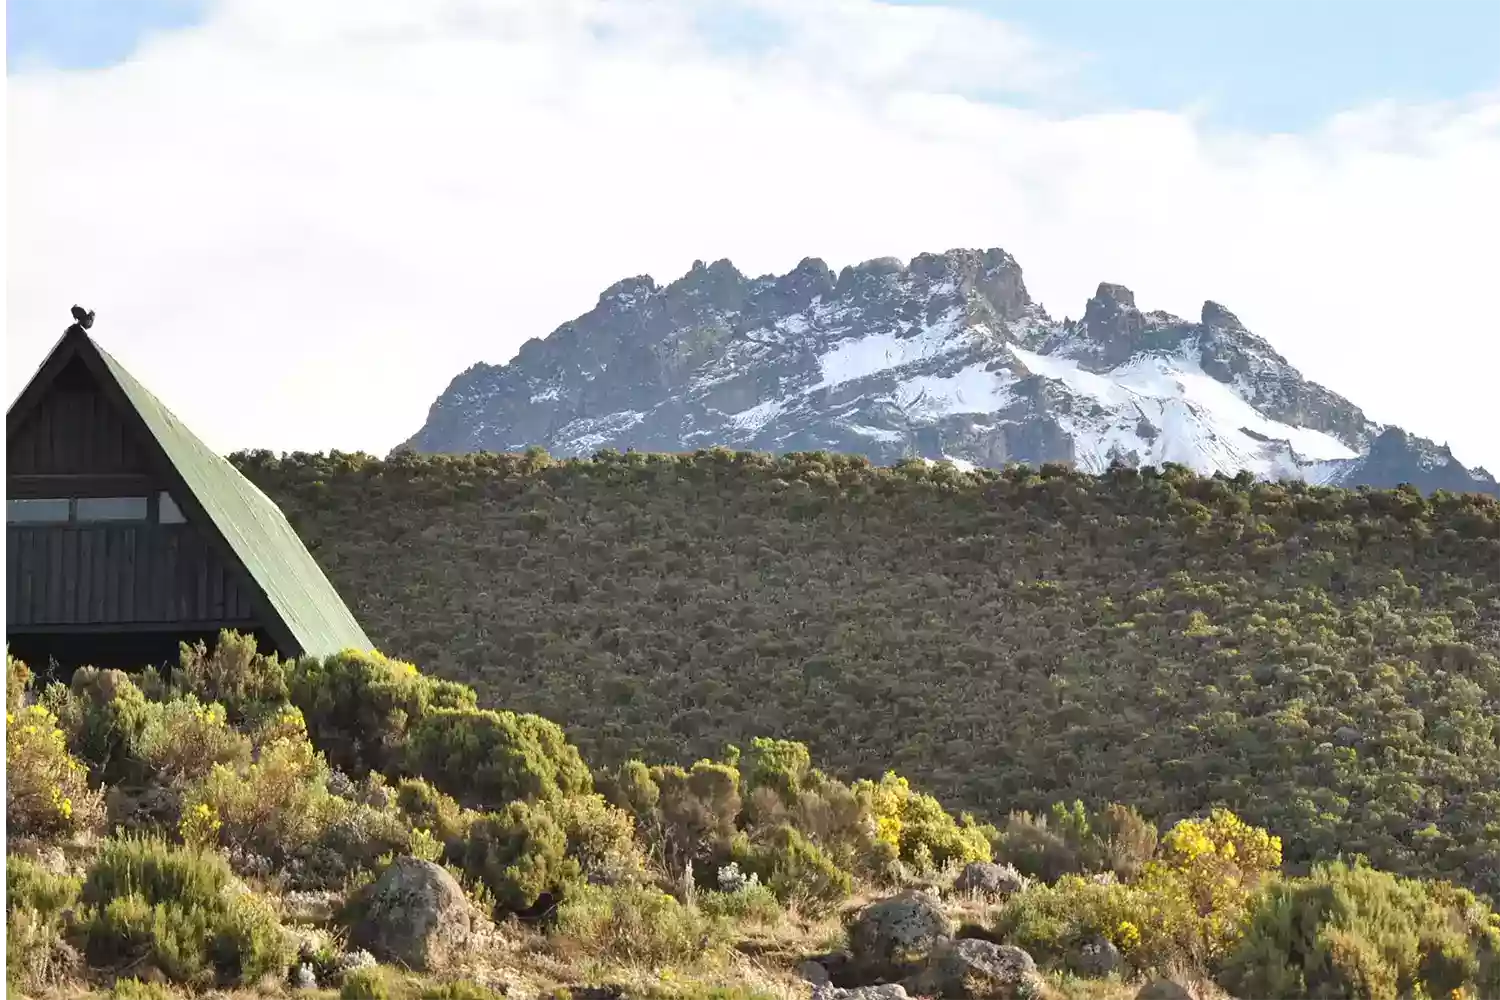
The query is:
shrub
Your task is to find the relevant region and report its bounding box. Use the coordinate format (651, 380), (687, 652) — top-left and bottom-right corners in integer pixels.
(992, 809), (1090, 883)
(405, 706), (592, 810)
(341, 966), (391, 1000)
(420, 981), (507, 1000)
(1219, 859), (1500, 1000)
(394, 778), (470, 844)
(6, 855), (84, 994)
(287, 648), (476, 776)
(183, 731), (335, 865)
(553, 882), (717, 967)
(855, 771), (992, 874)
(6, 702), (106, 838)
(111, 978), (181, 1000)
(140, 696), (253, 786)
(174, 629), (288, 725)
(56, 667), (157, 784)
(731, 825), (852, 916)
(554, 792), (648, 886)
(452, 800), (579, 913)
(79, 836), (291, 987)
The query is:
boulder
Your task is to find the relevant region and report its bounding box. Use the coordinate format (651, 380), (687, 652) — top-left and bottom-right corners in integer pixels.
(350, 857), (481, 972)
(812, 986), (910, 1000)
(1064, 933), (1122, 977)
(908, 938), (1044, 999)
(952, 862), (1027, 899)
(1136, 980), (1195, 1000)
(847, 890), (953, 981)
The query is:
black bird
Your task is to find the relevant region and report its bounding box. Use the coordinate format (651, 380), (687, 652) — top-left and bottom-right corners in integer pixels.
(70, 305), (95, 329)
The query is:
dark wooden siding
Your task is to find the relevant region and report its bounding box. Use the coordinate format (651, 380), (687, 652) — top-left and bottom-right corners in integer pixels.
(8, 371), (151, 476)
(6, 522), (256, 627)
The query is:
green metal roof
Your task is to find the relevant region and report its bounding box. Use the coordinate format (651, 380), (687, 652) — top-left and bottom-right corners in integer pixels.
(93, 339), (374, 659)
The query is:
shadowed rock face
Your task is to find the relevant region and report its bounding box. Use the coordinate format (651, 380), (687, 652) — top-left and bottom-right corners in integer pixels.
(399, 248), (1495, 497)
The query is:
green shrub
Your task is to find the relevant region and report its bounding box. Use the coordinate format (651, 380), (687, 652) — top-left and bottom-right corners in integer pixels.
(79, 836), (291, 987)
(855, 771), (991, 875)
(1219, 859), (1500, 1000)
(184, 730), (336, 864)
(6, 855), (84, 994)
(405, 706), (592, 810)
(554, 792), (648, 886)
(452, 800), (580, 913)
(420, 980), (507, 1000)
(6, 854), (82, 916)
(140, 696), (253, 786)
(553, 882), (718, 967)
(395, 778), (470, 844)
(6, 702), (106, 838)
(341, 965), (391, 1000)
(287, 648), (475, 776)
(111, 978), (181, 1000)
(731, 825), (851, 916)
(174, 629), (288, 725)
(56, 667), (158, 784)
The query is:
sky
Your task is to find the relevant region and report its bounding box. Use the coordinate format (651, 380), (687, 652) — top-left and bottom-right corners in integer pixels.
(7, 0), (1500, 471)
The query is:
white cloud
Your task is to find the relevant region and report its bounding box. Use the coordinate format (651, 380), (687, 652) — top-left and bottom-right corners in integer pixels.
(7, 0), (1499, 472)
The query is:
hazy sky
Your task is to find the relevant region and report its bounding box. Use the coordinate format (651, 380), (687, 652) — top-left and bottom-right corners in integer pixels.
(8, 0), (1500, 470)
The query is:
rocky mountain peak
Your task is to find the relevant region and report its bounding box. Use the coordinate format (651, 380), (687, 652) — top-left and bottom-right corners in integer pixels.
(1200, 300), (1245, 331)
(401, 247), (1495, 497)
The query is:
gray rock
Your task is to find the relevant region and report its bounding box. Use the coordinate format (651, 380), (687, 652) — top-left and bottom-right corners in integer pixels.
(813, 986), (910, 1000)
(952, 862), (1027, 899)
(1064, 933), (1122, 977)
(349, 856), (481, 972)
(1136, 980), (1195, 1000)
(847, 890), (953, 981)
(799, 959), (833, 986)
(908, 938), (1044, 999)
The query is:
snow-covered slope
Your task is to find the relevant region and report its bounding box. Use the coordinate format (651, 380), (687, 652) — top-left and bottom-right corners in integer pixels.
(400, 249), (1496, 495)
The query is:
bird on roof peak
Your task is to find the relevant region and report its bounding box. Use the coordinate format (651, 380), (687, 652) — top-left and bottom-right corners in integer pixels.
(66, 305), (95, 337)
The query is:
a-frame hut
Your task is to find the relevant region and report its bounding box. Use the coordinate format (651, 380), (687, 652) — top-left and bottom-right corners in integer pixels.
(6, 315), (372, 675)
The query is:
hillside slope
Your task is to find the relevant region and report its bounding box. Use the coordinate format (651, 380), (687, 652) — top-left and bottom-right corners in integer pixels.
(400, 249), (1497, 495)
(235, 448), (1500, 897)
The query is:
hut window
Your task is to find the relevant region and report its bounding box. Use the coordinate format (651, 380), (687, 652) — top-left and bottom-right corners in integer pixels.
(75, 496), (149, 522)
(7, 498), (72, 523)
(159, 492), (186, 524)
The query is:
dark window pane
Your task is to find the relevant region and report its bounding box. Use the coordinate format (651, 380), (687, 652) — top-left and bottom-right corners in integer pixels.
(7, 498), (72, 523)
(159, 492), (186, 524)
(75, 496), (148, 522)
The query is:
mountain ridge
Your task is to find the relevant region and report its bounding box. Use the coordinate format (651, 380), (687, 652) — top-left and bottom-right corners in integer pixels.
(400, 248), (1496, 496)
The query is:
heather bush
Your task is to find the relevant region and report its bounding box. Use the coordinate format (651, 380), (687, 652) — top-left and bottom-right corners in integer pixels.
(173, 629), (288, 725)
(56, 667), (157, 784)
(6, 856), (84, 993)
(183, 730), (335, 866)
(1219, 859), (1500, 1000)
(78, 836), (291, 987)
(552, 882), (719, 967)
(6, 702), (106, 838)
(855, 771), (992, 874)
(394, 777), (470, 844)
(287, 648), (476, 775)
(405, 706), (593, 809)
(140, 695), (253, 786)
(730, 825), (851, 916)
(341, 965), (391, 1000)
(451, 799), (580, 913)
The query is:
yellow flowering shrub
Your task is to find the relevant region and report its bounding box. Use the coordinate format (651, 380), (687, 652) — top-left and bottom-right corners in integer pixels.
(6, 703), (104, 838)
(853, 771), (991, 874)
